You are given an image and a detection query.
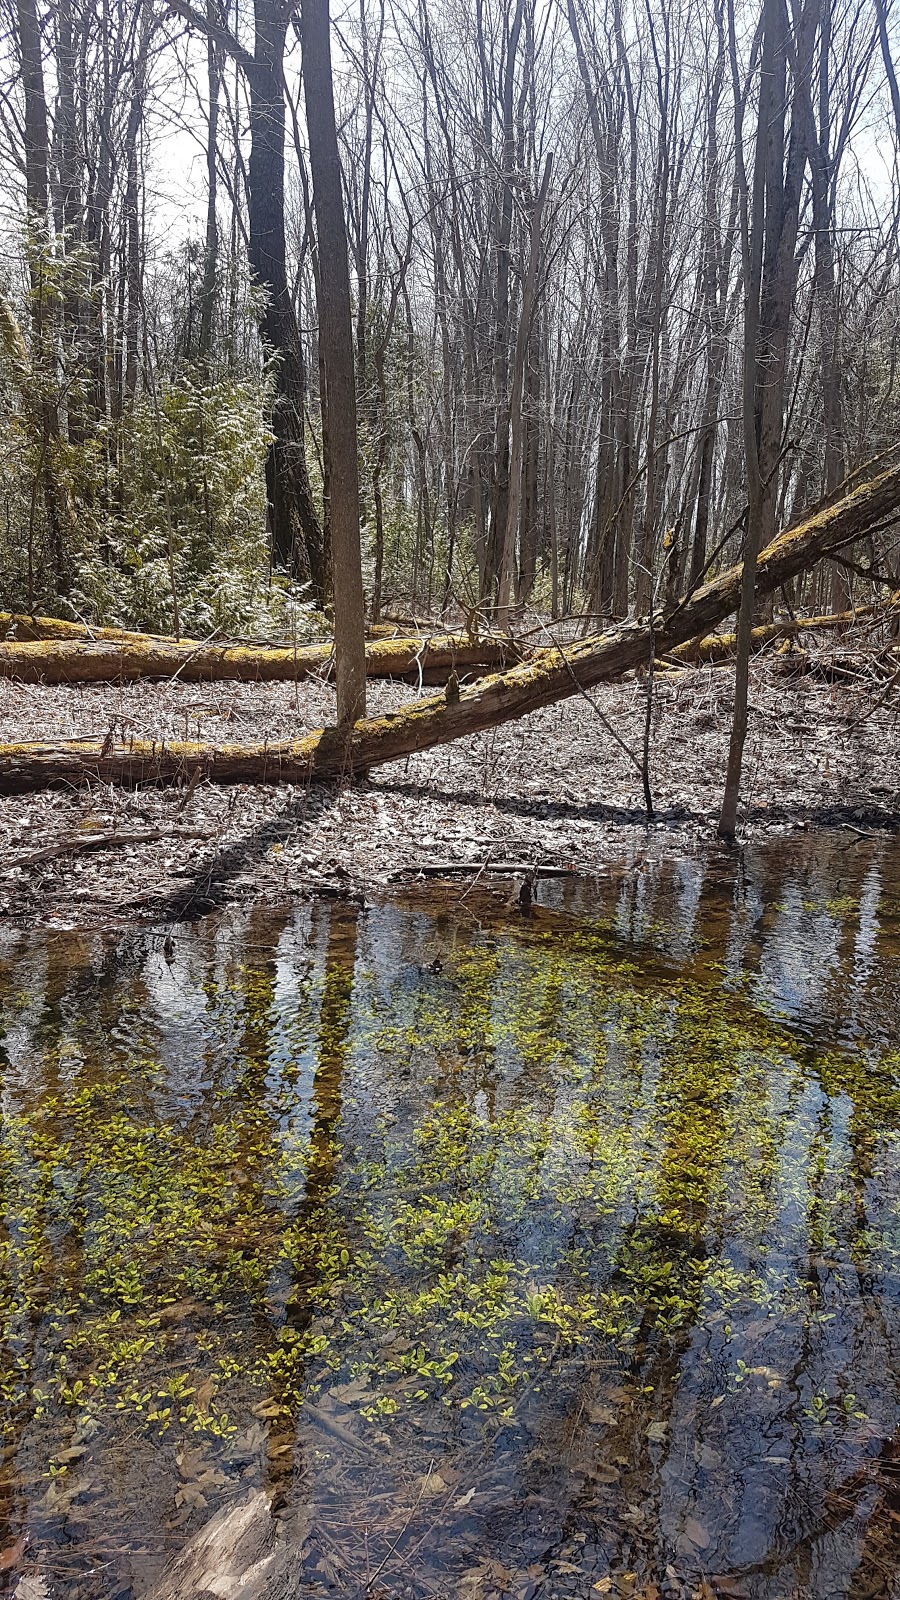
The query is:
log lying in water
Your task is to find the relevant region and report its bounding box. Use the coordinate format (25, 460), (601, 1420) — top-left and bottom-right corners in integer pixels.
(0, 634), (518, 687)
(147, 1490), (281, 1600)
(0, 459), (898, 795)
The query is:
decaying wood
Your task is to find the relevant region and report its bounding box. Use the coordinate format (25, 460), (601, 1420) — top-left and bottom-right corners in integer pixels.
(147, 1490), (282, 1600)
(0, 611), (428, 646)
(668, 606), (892, 664)
(1, 612), (167, 643)
(0, 461), (898, 795)
(0, 634), (519, 687)
(392, 861), (577, 878)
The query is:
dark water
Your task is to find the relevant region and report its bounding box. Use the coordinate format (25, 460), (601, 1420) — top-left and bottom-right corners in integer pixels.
(1, 832), (900, 1599)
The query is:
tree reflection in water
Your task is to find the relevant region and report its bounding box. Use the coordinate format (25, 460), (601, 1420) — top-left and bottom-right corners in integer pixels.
(0, 834), (897, 1597)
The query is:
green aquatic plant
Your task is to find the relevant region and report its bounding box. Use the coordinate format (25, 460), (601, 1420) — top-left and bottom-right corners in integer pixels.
(0, 899), (895, 1487)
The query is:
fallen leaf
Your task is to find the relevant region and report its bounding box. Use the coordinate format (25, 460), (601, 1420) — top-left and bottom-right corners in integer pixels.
(554, 1562), (583, 1574)
(685, 1516), (711, 1550)
(454, 1486), (477, 1508)
(592, 1465), (621, 1485)
(251, 1399), (284, 1419)
(592, 1581), (613, 1595)
(588, 1404), (616, 1426)
(329, 1378), (371, 1404)
(0, 1540), (24, 1571)
(53, 1446), (86, 1464)
(194, 1375), (216, 1414)
(14, 1579), (49, 1600)
(415, 1471), (448, 1497)
(646, 1420), (667, 1443)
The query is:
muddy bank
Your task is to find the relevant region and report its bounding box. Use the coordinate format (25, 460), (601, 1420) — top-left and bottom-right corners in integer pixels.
(0, 657), (897, 927)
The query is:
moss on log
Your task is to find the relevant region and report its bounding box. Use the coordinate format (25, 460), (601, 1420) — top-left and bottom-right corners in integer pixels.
(0, 634), (518, 686)
(0, 613), (183, 644)
(0, 460), (898, 795)
(669, 607), (886, 664)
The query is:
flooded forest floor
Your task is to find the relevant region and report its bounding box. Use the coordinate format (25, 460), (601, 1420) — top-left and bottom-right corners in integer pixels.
(0, 654), (898, 926)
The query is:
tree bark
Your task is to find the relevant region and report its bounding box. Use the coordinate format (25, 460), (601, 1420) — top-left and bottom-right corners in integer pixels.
(170, 0), (325, 593)
(497, 152), (553, 627)
(300, 0), (367, 723)
(0, 636), (520, 686)
(247, 0), (325, 593)
(1, 458), (897, 795)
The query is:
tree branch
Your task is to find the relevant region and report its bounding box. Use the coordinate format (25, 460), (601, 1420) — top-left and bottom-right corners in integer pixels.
(165, 0), (255, 78)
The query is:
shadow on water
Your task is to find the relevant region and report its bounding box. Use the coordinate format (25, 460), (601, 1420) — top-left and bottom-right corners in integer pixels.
(0, 833), (899, 1597)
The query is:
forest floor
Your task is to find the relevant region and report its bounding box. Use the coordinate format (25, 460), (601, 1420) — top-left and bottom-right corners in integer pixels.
(1, 654), (898, 928)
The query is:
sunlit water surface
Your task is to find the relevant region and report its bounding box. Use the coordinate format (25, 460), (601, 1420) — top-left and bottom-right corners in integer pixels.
(0, 833), (900, 1598)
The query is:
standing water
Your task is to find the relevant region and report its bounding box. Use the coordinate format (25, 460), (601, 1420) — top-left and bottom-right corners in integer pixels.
(0, 832), (899, 1599)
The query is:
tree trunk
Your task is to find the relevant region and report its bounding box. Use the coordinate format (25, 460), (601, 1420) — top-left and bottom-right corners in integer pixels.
(15, 0), (75, 596)
(199, 0), (223, 364)
(301, 0), (367, 722)
(2, 458), (897, 794)
(497, 152), (553, 627)
(246, 0), (325, 595)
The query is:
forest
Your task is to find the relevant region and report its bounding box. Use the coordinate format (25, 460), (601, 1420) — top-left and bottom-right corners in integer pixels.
(1, 0), (900, 828)
(3, 0), (900, 1596)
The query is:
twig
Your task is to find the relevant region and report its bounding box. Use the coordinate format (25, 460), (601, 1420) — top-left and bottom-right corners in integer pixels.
(3, 826), (210, 872)
(355, 1459), (436, 1596)
(533, 619), (645, 777)
(392, 861), (577, 879)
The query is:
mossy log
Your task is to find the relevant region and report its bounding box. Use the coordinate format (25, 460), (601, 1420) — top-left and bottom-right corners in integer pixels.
(669, 606), (886, 665)
(0, 634), (518, 687)
(1, 460), (898, 795)
(0, 612), (176, 644)
(1, 611), (458, 647)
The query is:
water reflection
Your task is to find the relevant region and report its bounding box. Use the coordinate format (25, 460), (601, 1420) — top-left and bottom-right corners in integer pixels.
(0, 833), (897, 1597)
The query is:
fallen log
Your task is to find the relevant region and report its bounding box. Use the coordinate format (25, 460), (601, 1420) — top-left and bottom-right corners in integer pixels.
(668, 607), (888, 665)
(0, 611), (167, 643)
(0, 633), (519, 687)
(1, 458), (898, 795)
(146, 1489), (282, 1600)
(1, 610), (457, 646)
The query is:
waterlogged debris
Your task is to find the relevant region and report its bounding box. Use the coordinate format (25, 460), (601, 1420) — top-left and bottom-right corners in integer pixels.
(13, 1578), (49, 1600)
(250, 1399), (285, 1420)
(0, 1540), (25, 1570)
(683, 1516), (710, 1550)
(645, 1421), (668, 1443)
